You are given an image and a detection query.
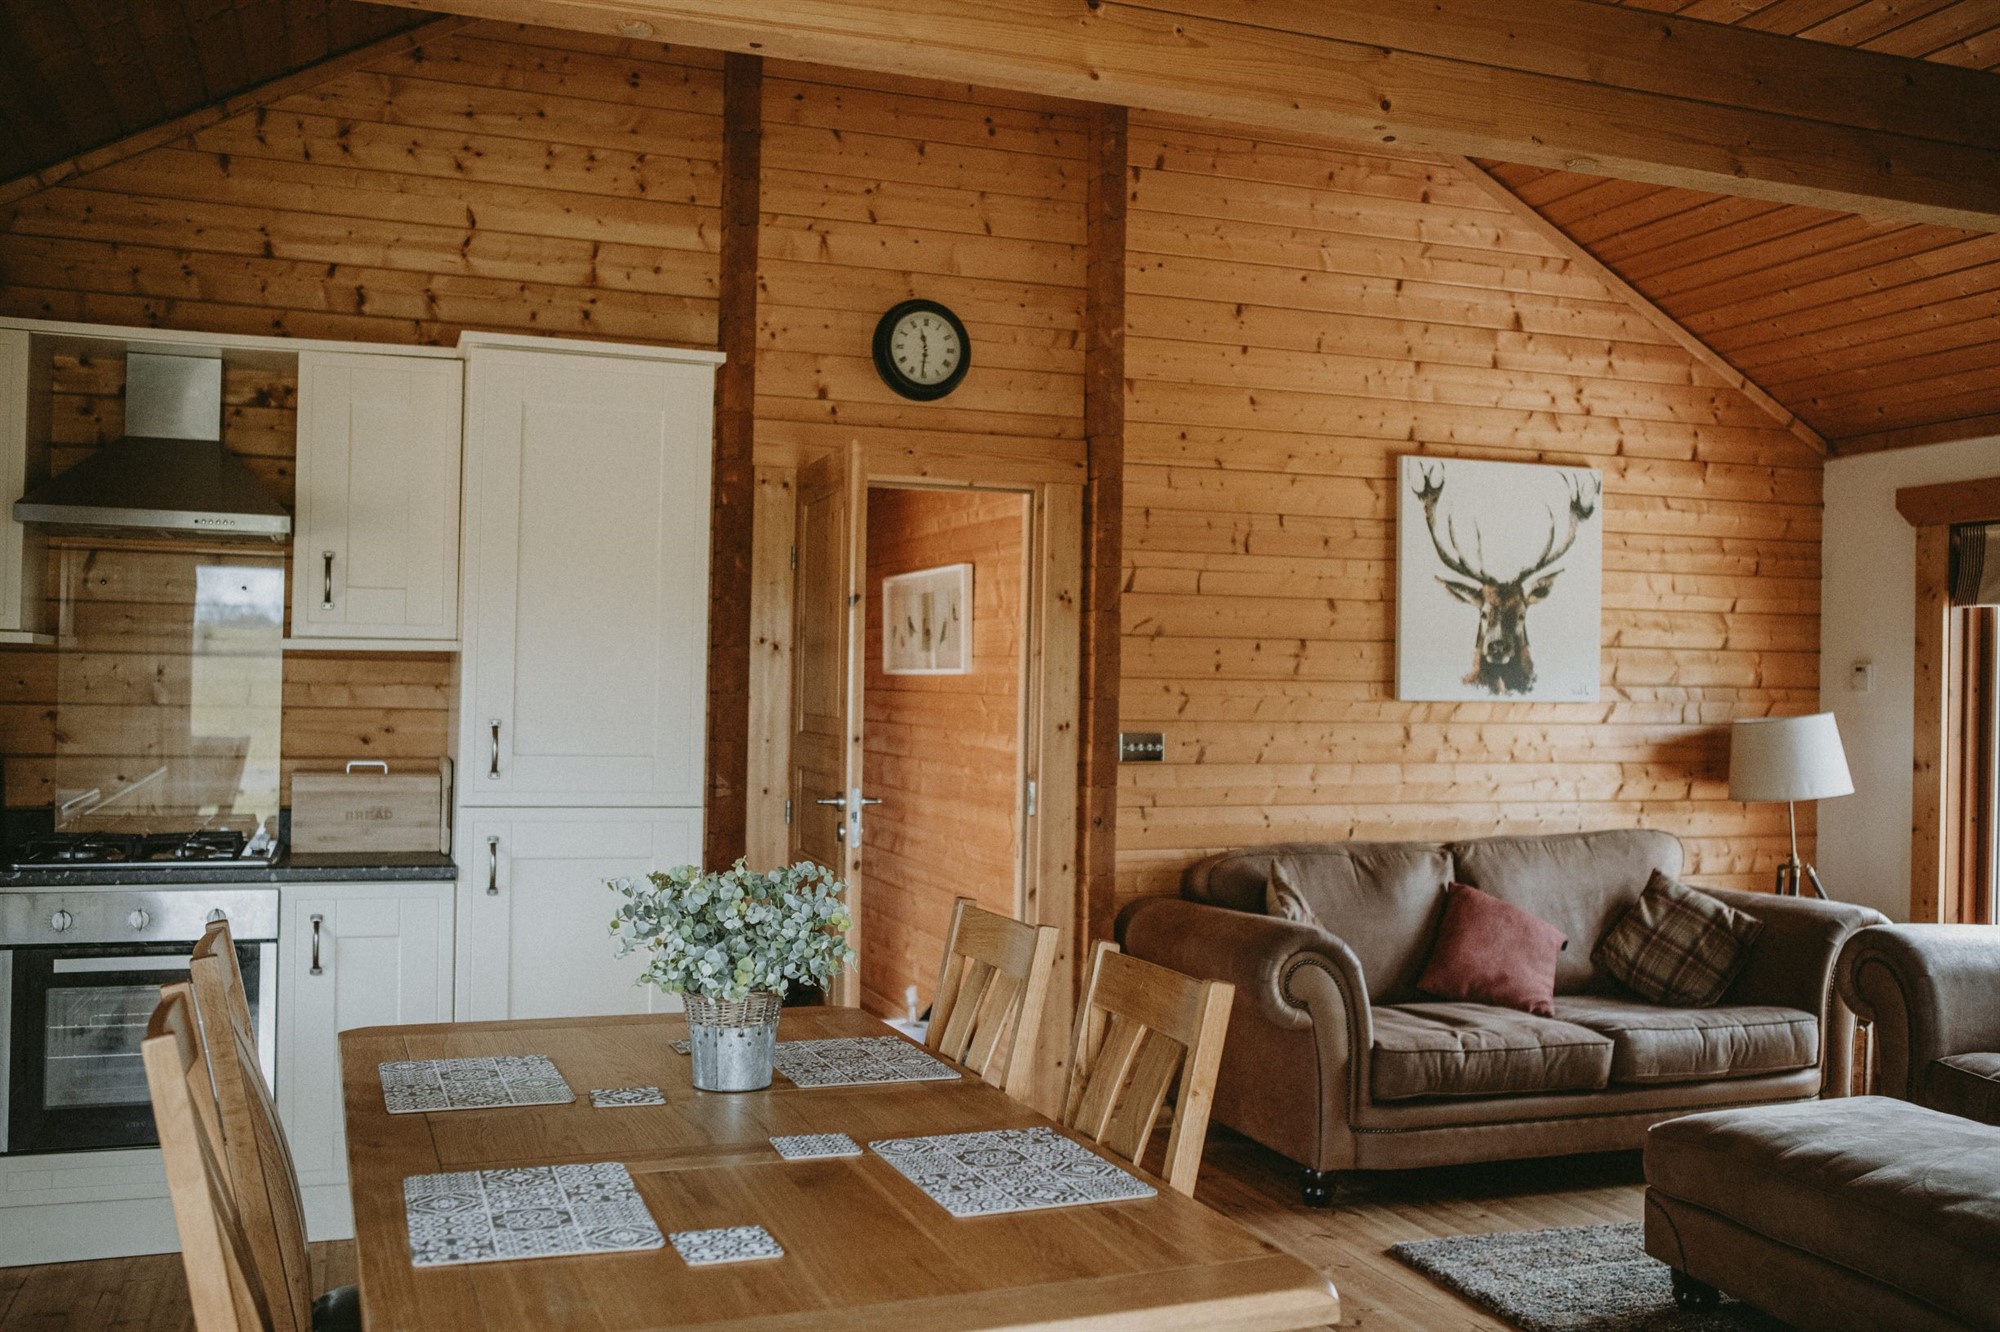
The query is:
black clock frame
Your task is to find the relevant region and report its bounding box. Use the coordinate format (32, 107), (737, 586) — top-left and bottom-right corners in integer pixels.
(871, 299), (971, 401)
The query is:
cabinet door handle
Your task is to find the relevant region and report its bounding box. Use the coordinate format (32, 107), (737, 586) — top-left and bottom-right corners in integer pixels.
(320, 551), (336, 610)
(488, 720), (502, 779)
(309, 914), (325, 975)
(487, 836), (500, 895)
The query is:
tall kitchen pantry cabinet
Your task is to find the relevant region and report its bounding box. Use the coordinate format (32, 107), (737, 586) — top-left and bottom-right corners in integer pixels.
(452, 334), (721, 1020)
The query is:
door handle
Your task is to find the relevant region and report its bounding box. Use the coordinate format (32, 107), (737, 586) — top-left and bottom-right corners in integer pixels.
(486, 836), (500, 895)
(488, 720), (502, 779)
(309, 914), (325, 975)
(320, 552), (336, 610)
(814, 795), (847, 808)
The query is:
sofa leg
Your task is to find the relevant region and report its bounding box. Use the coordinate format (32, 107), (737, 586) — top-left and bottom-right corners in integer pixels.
(1300, 1168), (1339, 1208)
(1669, 1270), (1720, 1312)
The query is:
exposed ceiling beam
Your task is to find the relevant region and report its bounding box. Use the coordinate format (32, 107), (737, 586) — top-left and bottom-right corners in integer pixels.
(358, 0), (2000, 230)
(0, 15), (473, 208)
(1459, 159), (1827, 457)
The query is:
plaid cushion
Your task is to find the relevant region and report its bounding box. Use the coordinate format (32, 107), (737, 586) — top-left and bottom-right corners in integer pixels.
(1592, 871), (1763, 1007)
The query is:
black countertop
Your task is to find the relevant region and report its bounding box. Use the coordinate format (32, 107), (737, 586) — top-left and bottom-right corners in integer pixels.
(0, 851), (457, 889)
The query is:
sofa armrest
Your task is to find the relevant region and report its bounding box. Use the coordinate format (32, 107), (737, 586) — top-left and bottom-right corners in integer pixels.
(1836, 924), (2000, 1103)
(1704, 888), (1886, 1096)
(1117, 897), (1375, 1170)
(1116, 897), (1372, 1043)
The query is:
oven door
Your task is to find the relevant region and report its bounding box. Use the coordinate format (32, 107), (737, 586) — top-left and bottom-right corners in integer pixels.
(3, 939), (275, 1155)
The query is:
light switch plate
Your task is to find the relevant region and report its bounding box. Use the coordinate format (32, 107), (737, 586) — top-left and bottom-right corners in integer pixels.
(1119, 732), (1165, 763)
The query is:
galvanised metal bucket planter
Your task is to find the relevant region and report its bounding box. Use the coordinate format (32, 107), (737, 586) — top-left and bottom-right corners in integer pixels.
(684, 991), (781, 1092)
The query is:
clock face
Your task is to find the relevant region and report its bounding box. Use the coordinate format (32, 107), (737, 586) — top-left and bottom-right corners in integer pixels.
(872, 300), (971, 401)
(889, 309), (962, 386)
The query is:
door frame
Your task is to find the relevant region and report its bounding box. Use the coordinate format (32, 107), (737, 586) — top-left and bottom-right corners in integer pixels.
(750, 446), (1083, 1114)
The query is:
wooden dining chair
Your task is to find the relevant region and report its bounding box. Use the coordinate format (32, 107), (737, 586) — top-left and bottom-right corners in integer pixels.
(925, 897), (1061, 1098)
(144, 983), (271, 1332)
(190, 921), (360, 1332)
(1062, 941), (1235, 1197)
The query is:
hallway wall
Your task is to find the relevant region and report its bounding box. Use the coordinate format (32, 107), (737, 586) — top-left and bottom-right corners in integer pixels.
(859, 486), (1027, 1018)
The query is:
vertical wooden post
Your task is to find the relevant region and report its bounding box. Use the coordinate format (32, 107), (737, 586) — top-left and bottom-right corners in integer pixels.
(704, 53), (763, 871)
(1910, 524), (1950, 922)
(1078, 105), (1127, 970)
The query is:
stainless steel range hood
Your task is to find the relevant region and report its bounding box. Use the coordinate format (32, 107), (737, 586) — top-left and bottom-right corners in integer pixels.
(12, 352), (291, 540)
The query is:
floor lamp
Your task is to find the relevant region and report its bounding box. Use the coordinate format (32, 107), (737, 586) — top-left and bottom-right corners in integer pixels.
(1728, 713), (1854, 899)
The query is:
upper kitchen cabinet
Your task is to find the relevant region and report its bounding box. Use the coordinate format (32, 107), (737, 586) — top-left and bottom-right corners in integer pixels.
(458, 335), (721, 808)
(0, 329), (49, 641)
(291, 351), (464, 646)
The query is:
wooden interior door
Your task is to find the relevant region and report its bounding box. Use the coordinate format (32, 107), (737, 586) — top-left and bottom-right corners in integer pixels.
(788, 448), (865, 1004)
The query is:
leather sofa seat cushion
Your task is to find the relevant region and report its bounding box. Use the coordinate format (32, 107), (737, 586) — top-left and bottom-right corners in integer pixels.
(1453, 829), (1682, 994)
(1926, 1052), (2000, 1126)
(1554, 995), (1818, 1086)
(1371, 1002), (1612, 1102)
(1258, 844), (1454, 1001)
(1646, 1098), (2000, 1331)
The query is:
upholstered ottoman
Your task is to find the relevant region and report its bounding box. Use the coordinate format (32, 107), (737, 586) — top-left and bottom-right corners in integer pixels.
(1644, 1098), (2000, 1332)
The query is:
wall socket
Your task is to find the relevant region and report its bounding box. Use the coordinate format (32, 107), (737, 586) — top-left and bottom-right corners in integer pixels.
(1850, 659), (1874, 693)
(1118, 732), (1165, 763)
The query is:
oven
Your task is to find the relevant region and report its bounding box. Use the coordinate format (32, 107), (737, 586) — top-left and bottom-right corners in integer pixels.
(1, 888), (277, 1155)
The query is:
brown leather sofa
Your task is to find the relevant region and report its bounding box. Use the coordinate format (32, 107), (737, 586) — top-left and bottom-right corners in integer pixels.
(1118, 828), (1885, 1205)
(1837, 923), (2000, 1125)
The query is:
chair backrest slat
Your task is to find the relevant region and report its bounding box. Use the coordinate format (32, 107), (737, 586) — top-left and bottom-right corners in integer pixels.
(143, 984), (269, 1332)
(1061, 942), (1234, 1196)
(191, 921), (312, 1332)
(924, 898), (1060, 1099)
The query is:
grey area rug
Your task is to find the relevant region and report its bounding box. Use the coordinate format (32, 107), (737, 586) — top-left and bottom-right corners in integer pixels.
(1389, 1222), (1786, 1332)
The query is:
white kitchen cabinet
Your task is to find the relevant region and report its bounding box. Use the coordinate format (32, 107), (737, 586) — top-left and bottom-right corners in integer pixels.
(291, 351), (463, 644)
(456, 807), (697, 1022)
(456, 340), (718, 807)
(277, 881), (454, 1240)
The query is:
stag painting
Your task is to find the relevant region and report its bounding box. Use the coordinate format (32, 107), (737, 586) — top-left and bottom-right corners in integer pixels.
(1397, 457), (1603, 702)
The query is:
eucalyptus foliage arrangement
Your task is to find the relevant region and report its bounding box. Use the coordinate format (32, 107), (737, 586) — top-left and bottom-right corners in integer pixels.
(608, 860), (856, 1004)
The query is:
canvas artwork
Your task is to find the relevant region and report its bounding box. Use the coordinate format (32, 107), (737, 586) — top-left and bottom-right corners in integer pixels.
(883, 563), (972, 675)
(1397, 456), (1603, 702)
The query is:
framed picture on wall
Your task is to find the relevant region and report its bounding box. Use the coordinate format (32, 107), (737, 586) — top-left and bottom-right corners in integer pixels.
(883, 563), (972, 675)
(1397, 455), (1603, 702)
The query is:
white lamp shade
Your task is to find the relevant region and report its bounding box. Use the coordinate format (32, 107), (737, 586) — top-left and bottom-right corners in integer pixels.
(1728, 713), (1854, 803)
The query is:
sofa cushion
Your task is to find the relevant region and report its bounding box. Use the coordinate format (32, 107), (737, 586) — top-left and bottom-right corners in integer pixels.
(1554, 995), (1817, 1085)
(1453, 829), (1683, 994)
(1255, 844), (1454, 1001)
(1925, 1052), (2000, 1126)
(1645, 1097), (2000, 1332)
(1415, 883), (1568, 1017)
(1371, 1002), (1613, 1101)
(1593, 871), (1764, 1007)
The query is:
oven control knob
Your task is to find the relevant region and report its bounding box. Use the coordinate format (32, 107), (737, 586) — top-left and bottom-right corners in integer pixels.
(48, 909), (74, 932)
(129, 909), (151, 931)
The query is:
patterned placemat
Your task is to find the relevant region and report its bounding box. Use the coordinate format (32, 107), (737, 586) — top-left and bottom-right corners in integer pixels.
(771, 1037), (961, 1089)
(380, 1056), (575, 1114)
(869, 1127), (1157, 1218)
(404, 1162), (662, 1267)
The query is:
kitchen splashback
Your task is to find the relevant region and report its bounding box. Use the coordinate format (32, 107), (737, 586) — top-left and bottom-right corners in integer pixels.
(51, 543), (283, 835)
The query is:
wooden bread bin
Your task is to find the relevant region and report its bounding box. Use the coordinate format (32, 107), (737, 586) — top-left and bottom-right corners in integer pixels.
(290, 760), (451, 854)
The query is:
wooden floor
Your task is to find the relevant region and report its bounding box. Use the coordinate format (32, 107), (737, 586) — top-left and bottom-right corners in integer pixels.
(0, 1131), (1643, 1330)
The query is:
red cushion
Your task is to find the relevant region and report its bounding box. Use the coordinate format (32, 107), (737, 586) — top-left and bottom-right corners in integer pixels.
(1416, 882), (1569, 1017)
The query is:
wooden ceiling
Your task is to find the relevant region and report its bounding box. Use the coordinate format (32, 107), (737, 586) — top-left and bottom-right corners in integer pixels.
(1600, 0), (2000, 69)
(1481, 161), (2000, 450)
(0, 0), (435, 184)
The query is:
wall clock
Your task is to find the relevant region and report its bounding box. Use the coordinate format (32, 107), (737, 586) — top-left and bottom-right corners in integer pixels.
(872, 299), (970, 401)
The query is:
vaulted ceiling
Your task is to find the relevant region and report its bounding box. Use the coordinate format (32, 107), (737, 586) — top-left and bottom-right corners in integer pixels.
(0, 0), (435, 184)
(0, 0), (1997, 453)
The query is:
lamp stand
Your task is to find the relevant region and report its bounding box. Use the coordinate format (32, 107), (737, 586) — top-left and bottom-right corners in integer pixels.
(1773, 799), (1829, 900)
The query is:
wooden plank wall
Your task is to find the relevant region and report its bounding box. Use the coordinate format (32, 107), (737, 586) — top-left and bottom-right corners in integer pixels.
(1113, 113), (1824, 909)
(859, 486), (1027, 1019)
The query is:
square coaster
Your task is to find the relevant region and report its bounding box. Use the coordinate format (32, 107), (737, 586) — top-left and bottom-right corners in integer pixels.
(770, 1132), (861, 1160)
(669, 1224), (783, 1266)
(670, 1039), (691, 1055)
(590, 1086), (666, 1108)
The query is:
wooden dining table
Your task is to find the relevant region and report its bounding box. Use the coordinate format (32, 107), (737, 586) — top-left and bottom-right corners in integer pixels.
(339, 1006), (1341, 1330)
